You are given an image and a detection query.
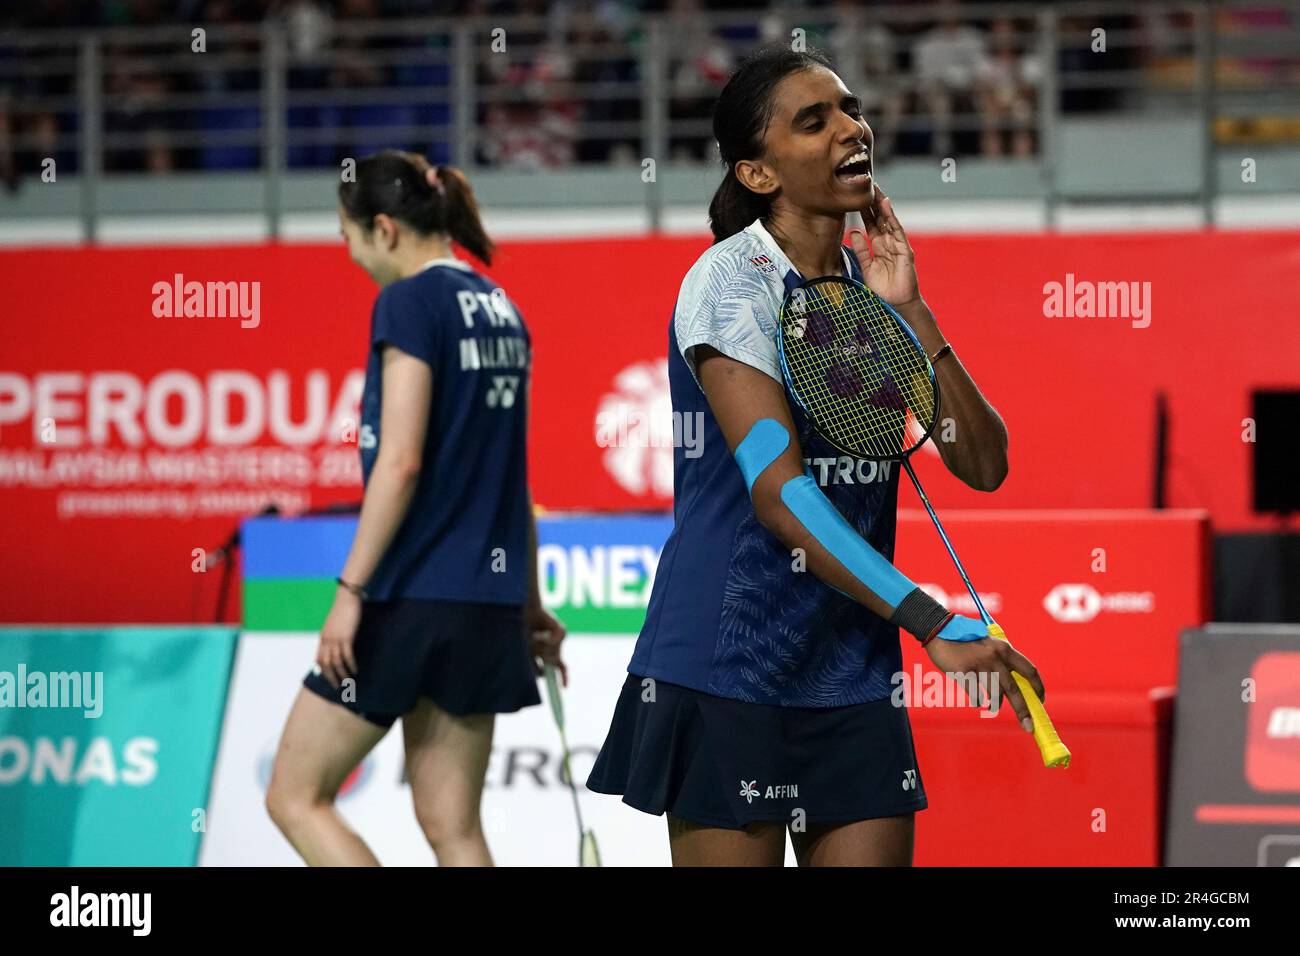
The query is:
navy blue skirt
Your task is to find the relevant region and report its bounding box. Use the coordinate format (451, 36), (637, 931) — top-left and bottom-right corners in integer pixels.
(586, 673), (927, 829)
(303, 598), (541, 727)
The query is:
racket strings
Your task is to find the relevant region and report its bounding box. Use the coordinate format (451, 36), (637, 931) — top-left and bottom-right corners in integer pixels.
(781, 280), (937, 459)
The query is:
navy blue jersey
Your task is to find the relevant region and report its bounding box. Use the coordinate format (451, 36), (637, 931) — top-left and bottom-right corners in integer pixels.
(357, 257), (531, 604)
(629, 220), (902, 707)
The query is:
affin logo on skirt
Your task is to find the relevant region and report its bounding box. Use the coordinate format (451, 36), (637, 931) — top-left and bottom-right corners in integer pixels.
(739, 780), (799, 803)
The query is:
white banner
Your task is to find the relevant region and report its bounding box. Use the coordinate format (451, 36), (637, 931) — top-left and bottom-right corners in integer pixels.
(200, 633), (674, 866)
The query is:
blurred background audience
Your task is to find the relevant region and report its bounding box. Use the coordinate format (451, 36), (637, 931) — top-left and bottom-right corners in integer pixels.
(0, 0), (1291, 180)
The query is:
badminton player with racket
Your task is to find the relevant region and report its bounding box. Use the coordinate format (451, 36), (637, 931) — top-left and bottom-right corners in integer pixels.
(265, 151), (566, 866)
(587, 45), (1051, 866)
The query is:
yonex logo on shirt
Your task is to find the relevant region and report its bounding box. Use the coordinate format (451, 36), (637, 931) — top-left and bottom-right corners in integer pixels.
(486, 376), (520, 408)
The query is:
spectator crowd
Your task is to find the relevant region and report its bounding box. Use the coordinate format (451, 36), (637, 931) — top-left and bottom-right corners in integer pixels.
(0, 1), (1189, 183)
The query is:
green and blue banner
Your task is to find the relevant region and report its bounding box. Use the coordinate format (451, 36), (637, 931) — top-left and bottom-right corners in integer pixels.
(241, 513), (673, 635)
(536, 514), (671, 634)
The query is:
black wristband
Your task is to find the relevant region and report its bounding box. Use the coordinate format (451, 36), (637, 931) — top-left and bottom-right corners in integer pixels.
(890, 587), (950, 642)
(336, 576), (369, 600)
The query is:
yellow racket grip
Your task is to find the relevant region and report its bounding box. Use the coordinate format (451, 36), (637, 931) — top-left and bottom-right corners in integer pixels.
(987, 623), (1071, 769)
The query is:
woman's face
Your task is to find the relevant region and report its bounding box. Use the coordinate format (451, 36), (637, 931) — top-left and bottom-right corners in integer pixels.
(740, 65), (875, 216)
(338, 204), (399, 286)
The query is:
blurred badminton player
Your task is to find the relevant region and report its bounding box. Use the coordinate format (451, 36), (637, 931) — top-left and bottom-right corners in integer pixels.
(587, 46), (1046, 866)
(266, 151), (566, 866)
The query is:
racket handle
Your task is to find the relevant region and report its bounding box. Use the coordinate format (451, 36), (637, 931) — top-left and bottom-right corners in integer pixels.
(987, 624), (1072, 769)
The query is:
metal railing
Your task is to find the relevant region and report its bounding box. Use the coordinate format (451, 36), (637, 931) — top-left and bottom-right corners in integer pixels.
(1, 1), (1299, 237)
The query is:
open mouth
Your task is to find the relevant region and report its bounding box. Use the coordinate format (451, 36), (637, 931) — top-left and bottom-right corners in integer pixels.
(835, 148), (872, 186)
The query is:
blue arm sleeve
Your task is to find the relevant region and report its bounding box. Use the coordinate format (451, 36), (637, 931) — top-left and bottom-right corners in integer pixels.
(734, 418), (789, 492)
(734, 418), (916, 607)
(779, 473), (915, 607)
(733, 419), (986, 642)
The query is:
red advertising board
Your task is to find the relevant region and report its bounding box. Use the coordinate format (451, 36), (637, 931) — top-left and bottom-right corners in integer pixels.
(897, 508), (1211, 694)
(0, 229), (1295, 624)
(912, 688), (1174, 866)
(897, 509), (1207, 866)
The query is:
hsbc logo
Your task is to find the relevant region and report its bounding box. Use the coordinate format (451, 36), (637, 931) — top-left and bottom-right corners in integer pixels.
(1043, 584), (1101, 622)
(1042, 583), (1154, 623)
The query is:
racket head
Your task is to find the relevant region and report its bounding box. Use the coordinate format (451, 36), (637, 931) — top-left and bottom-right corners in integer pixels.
(777, 276), (940, 462)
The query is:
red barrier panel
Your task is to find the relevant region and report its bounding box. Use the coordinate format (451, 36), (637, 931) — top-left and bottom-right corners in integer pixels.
(912, 689), (1174, 866)
(896, 509), (1206, 865)
(897, 508), (1211, 693)
(0, 230), (1292, 623)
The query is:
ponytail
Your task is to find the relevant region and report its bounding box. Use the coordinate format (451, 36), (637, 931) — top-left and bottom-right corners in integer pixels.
(436, 165), (494, 266)
(338, 151), (495, 265)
